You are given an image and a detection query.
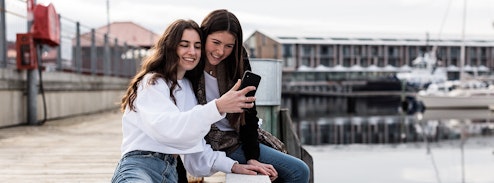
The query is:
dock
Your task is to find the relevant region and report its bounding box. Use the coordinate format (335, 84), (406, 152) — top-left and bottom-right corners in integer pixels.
(0, 110), (244, 183)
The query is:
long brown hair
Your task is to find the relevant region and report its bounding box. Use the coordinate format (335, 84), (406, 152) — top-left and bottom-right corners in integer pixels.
(188, 9), (250, 128)
(189, 9), (245, 89)
(121, 19), (202, 112)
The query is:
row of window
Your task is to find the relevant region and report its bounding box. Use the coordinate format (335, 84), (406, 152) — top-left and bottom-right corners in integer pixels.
(283, 44), (491, 58)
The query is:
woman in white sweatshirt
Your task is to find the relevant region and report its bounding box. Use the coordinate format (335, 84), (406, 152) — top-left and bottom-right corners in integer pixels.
(111, 19), (257, 183)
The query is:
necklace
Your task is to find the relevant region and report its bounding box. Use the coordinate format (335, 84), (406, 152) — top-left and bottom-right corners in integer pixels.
(207, 68), (215, 77)
(205, 64), (215, 76)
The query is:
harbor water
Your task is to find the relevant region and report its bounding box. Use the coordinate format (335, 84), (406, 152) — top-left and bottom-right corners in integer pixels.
(282, 96), (494, 183)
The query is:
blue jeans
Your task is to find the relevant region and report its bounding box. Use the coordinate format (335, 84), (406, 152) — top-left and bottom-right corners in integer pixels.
(111, 150), (178, 183)
(229, 144), (310, 183)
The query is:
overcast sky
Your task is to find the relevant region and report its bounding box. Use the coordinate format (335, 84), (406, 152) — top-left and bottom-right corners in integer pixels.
(18, 0), (494, 39)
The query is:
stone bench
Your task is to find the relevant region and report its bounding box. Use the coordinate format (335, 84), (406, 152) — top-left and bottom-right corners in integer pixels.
(202, 172), (270, 183)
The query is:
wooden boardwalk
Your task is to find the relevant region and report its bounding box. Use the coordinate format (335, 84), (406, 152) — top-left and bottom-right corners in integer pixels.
(0, 110), (227, 183)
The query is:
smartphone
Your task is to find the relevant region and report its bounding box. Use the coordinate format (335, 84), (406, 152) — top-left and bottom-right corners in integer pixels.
(239, 70), (261, 97)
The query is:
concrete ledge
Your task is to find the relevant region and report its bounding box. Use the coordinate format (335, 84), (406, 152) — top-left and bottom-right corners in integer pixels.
(0, 68), (129, 127)
(225, 174), (270, 183)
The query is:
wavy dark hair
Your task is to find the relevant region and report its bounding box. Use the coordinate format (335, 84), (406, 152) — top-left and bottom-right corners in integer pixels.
(121, 19), (202, 112)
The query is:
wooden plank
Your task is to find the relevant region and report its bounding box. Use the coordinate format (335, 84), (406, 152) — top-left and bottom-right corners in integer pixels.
(0, 110), (231, 182)
(0, 110), (122, 182)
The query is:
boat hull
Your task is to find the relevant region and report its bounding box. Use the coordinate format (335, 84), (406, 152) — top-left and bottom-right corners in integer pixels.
(418, 95), (494, 109)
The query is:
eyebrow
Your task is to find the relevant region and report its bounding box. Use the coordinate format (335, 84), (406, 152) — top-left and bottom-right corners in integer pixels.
(211, 38), (234, 46)
(180, 40), (201, 44)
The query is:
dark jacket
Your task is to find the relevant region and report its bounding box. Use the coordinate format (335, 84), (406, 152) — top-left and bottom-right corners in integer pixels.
(192, 55), (260, 161)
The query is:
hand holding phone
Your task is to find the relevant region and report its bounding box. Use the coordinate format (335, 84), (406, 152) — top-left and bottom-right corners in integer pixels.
(239, 70), (261, 97)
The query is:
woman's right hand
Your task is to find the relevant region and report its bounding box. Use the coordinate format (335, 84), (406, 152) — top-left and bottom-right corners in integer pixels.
(216, 79), (256, 113)
(247, 159), (278, 181)
(231, 162), (270, 176)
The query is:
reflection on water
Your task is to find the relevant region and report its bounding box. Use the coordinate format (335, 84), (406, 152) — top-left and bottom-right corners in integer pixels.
(283, 96), (494, 183)
(281, 96), (494, 145)
(304, 136), (494, 183)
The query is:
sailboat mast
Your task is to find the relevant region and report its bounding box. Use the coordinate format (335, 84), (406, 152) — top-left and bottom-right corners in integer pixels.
(459, 0), (467, 81)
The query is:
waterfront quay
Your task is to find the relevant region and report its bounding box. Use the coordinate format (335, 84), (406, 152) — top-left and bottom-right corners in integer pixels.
(0, 110), (228, 183)
(0, 110), (122, 182)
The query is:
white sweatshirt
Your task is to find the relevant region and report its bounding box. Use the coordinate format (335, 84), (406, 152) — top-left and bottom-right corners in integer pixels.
(183, 71), (239, 176)
(120, 73), (225, 155)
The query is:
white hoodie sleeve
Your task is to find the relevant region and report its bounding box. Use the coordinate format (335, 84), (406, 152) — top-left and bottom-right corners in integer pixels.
(132, 74), (225, 152)
(183, 140), (237, 177)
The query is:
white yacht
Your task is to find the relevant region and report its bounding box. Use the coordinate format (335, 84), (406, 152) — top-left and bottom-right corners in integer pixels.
(417, 79), (494, 109)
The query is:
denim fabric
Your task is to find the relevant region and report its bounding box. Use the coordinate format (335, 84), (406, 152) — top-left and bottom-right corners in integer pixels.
(111, 150), (178, 183)
(229, 144), (310, 183)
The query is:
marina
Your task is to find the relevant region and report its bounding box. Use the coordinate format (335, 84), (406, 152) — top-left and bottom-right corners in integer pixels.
(286, 96), (494, 183)
(305, 136), (494, 183)
(284, 96), (494, 145)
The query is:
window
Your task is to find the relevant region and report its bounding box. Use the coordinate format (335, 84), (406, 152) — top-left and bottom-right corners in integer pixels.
(480, 47), (487, 56)
(303, 45), (312, 56)
(371, 46), (379, 56)
(354, 46), (361, 56)
(451, 47), (460, 58)
(468, 47), (476, 59)
(283, 45), (292, 57)
(408, 47), (417, 58)
(320, 58), (330, 67)
(273, 45), (278, 59)
(320, 46), (329, 55)
(343, 46), (351, 56)
(302, 57), (310, 66)
(249, 48), (256, 58)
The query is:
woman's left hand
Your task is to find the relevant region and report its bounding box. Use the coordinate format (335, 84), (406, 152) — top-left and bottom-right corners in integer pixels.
(247, 159), (278, 181)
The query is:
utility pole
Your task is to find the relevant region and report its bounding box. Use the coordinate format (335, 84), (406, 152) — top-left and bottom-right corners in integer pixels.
(106, 0), (110, 35)
(459, 0), (466, 82)
(0, 0), (6, 68)
(27, 0), (39, 125)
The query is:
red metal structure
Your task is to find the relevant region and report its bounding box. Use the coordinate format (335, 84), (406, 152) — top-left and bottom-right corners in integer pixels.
(16, 2), (60, 70)
(31, 3), (60, 46)
(15, 33), (38, 70)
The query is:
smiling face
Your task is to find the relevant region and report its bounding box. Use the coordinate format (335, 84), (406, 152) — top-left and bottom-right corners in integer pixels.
(176, 29), (201, 79)
(204, 31), (236, 66)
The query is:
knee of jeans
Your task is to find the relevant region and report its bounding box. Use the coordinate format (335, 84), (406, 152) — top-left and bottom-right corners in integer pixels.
(290, 161), (310, 182)
(300, 162), (310, 179)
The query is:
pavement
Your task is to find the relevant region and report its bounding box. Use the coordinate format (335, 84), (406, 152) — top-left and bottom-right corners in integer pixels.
(0, 110), (228, 183)
(0, 110), (122, 182)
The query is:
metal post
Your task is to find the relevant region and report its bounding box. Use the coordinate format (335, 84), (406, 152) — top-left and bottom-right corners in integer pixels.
(137, 48), (142, 73)
(75, 21), (81, 73)
(104, 33), (110, 75)
(56, 14), (62, 70)
(0, 0), (6, 68)
(123, 42), (128, 77)
(90, 29), (96, 75)
(27, 0), (38, 125)
(459, 0), (467, 81)
(113, 38), (118, 76)
(128, 47), (139, 77)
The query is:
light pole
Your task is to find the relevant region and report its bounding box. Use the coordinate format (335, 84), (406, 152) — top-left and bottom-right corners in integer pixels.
(106, 0), (110, 35)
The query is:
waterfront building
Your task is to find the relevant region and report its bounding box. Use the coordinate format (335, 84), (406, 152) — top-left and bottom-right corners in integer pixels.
(244, 31), (494, 94)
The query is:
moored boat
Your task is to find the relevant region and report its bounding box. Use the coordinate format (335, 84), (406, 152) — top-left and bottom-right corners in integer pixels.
(417, 80), (494, 109)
